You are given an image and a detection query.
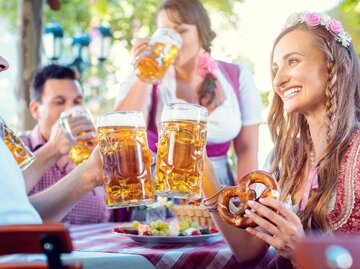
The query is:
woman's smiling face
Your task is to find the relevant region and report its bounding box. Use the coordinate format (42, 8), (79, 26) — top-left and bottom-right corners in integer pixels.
(272, 29), (328, 116)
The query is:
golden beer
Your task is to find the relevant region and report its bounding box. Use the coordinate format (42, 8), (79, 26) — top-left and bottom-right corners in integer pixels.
(60, 106), (97, 166)
(133, 28), (182, 84)
(97, 111), (154, 208)
(4, 126), (35, 170)
(154, 103), (208, 199)
(68, 132), (97, 166)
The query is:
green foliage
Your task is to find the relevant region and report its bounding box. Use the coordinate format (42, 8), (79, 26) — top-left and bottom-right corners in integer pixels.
(91, 0), (162, 48)
(0, 1), (17, 29)
(0, 0), (243, 49)
(339, 0), (360, 54)
(44, 0), (92, 35)
(88, 0), (243, 49)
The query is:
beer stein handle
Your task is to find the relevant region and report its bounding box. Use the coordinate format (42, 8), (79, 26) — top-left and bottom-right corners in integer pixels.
(60, 116), (76, 141)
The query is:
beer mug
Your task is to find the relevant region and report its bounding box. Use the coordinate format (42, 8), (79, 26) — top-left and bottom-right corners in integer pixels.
(60, 106), (97, 166)
(0, 118), (35, 170)
(154, 103), (208, 199)
(133, 28), (182, 84)
(97, 111), (154, 208)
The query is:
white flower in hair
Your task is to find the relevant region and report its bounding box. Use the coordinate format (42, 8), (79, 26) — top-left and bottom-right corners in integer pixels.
(337, 31), (352, 47)
(320, 13), (331, 25)
(284, 12), (300, 28)
(283, 11), (352, 48)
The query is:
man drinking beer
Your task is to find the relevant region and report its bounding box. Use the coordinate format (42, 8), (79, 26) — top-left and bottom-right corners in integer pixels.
(20, 64), (110, 224)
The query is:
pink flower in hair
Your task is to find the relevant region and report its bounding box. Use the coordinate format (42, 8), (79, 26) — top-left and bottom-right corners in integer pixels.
(284, 11), (352, 48)
(197, 52), (218, 79)
(328, 19), (342, 34)
(306, 13), (321, 27)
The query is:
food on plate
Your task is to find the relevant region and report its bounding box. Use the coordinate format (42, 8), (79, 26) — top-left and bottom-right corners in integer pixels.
(191, 230), (201, 236)
(113, 227), (138, 235)
(113, 219), (218, 237)
(138, 223), (151, 235)
(150, 219), (169, 236)
(199, 226), (209, 234)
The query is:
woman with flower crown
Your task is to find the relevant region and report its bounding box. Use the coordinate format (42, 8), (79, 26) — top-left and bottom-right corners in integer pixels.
(114, 0), (262, 186)
(201, 11), (360, 268)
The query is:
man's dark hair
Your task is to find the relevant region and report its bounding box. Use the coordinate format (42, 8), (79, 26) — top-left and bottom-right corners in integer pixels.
(31, 64), (76, 102)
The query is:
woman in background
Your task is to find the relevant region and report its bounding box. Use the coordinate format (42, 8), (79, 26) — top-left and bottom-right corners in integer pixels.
(115, 0), (262, 186)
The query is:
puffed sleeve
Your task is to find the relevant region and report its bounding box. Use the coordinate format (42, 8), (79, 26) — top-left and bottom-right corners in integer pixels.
(114, 73), (153, 110)
(237, 63), (263, 126)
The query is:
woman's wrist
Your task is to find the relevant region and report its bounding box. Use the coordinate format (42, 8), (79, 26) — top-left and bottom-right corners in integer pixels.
(134, 76), (152, 88)
(202, 157), (223, 198)
(201, 156), (224, 212)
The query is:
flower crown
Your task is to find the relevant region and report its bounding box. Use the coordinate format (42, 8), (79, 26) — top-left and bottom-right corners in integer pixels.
(283, 11), (352, 48)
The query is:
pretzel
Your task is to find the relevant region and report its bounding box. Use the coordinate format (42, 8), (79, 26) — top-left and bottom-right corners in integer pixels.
(217, 170), (280, 228)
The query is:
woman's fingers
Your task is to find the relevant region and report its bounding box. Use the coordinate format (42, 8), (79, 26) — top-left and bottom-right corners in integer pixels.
(245, 199), (305, 260)
(257, 198), (301, 224)
(244, 208), (280, 236)
(245, 226), (279, 249)
(245, 216), (301, 259)
(246, 200), (289, 231)
(246, 200), (303, 237)
(132, 38), (150, 57)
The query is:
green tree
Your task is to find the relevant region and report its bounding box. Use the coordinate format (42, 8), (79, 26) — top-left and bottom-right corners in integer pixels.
(1, 0), (243, 49)
(339, 0), (360, 54)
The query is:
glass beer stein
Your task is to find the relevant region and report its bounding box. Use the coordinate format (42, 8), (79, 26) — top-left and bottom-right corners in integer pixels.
(133, 28), (182, 84)
(60, 106), (97, 166)
(0, 118), (35, 170)
(97, 111), (154, 208)
(154, 103), (208, 199)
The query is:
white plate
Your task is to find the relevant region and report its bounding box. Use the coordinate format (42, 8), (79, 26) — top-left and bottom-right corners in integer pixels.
(121, 233), (221, 244)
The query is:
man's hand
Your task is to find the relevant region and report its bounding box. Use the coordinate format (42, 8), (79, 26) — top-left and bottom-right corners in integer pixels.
(65, 115), (96, 141)
(81, 146), (103, 188)
(47, 119), (75, 156)
(49, 116), (96, 156)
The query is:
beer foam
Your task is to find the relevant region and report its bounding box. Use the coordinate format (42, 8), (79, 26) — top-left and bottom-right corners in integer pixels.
(97, 111), (146, 128)
(161, 103), (208, 122)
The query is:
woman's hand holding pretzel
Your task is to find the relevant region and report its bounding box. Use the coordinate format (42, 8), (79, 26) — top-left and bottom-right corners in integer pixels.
(217, 171), (280, 228)
(244, 198), (305, 259)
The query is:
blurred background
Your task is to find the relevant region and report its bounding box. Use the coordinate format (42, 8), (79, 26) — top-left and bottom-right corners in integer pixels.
(0, 0), (359, 167)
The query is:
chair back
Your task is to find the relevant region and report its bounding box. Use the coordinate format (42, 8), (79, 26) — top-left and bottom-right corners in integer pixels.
(0, 223), (82, 269)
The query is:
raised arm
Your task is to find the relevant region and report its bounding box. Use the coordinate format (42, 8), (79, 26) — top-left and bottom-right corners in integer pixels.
(29, 146), (102, 222)
(202, 157), (268, 264)
(23, 116), (95, 192)
(22, 121), (73, 192)
(114, 38), (153, 123)
(114, 78), (151, 122)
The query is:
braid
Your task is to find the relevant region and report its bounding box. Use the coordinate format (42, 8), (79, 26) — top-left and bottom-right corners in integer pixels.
(198, 73), (217, 106)
(325, 60), (337, 144)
